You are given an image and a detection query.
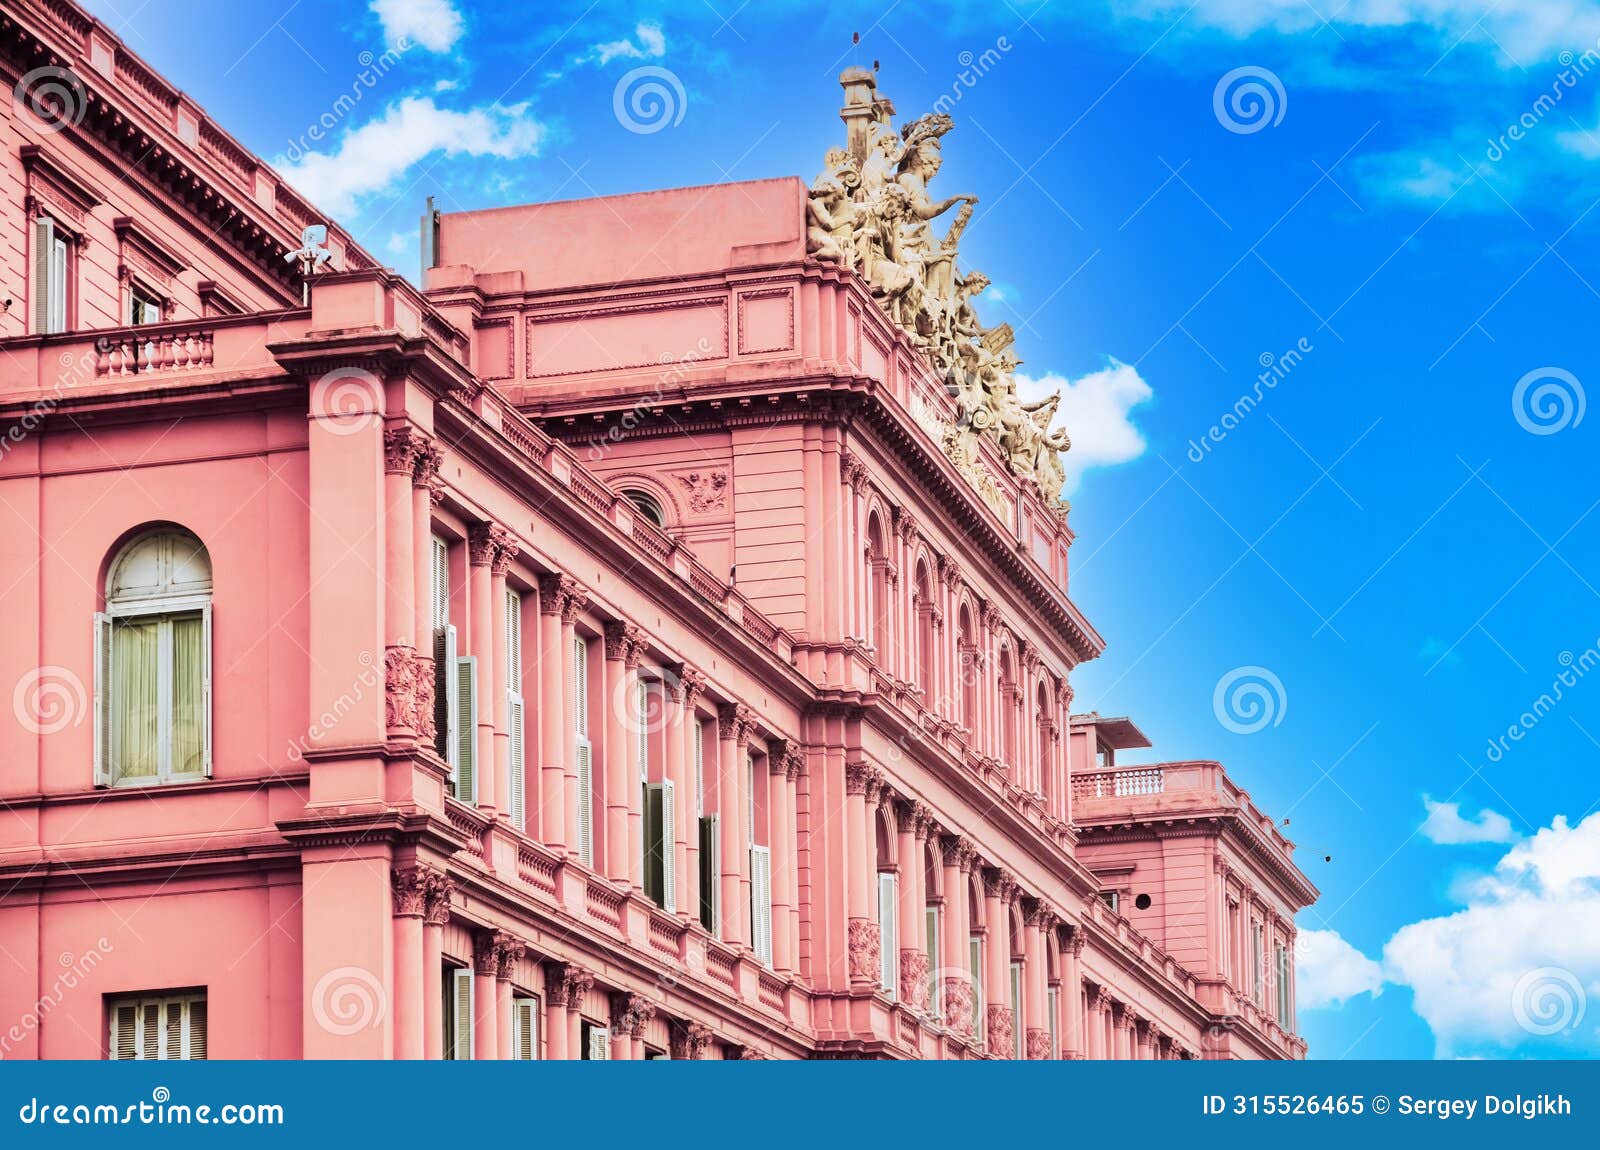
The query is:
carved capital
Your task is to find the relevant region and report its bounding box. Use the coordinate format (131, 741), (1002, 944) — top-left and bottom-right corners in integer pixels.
(538, 573), (590, 624)
(680, 667), (707, 710)
(494, 934), (524, 980)
(603, 619), (644, 663)
(384, 427), (424, 474)
(391, 865), (433, 917)
(669, 1019), (715, 1060)
(844, 760), (880, 796)
(467, 521), (504, 568)
(422, 871), (454, 926)
(717, 702), (755, 744)
(411, 441), (443, 488)
(610, 991), (655, 1037)
(473, 930), (504, 977)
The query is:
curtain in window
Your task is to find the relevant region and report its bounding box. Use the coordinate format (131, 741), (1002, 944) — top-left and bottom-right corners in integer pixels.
(171, 614), (204, 773)
(112, 619), (160, 782)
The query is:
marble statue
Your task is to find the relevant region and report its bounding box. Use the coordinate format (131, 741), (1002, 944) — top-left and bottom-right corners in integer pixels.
(809, 67), (1073, 502)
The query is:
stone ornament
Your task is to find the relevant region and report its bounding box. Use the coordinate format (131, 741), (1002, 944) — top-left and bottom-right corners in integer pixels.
(807, 68), (1073, 501)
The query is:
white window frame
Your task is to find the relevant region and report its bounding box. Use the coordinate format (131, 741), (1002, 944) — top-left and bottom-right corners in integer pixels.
(511, 994), (539, 1060)
(108, 992), (207, 1060)
(505, 587), (525, 827)
(878, 870), (898, 998)
(95, 531), (213, 788)
(574, 635), (594, 866)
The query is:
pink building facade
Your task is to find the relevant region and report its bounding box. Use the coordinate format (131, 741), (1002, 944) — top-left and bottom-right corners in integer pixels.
(0, 0), (1313, 1061)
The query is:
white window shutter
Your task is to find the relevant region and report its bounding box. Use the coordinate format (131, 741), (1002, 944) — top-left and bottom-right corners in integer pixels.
(93, 612), (113, 787)
(435, 623), (458, 766)
(750, 844), (772, 967)
(111, 1001), (137, 1060)
(1047, 985), (1060, 1058)
(453, 968), (474, 1060)
(48, 234), (67, 332)
(693, 719), (705, 816)
(878, 871), (897, 997)
(572, 637), (588, 736)
(507, 696), (525, 826)
(431, 537), (449, 630)
(200, 602), (213, 777)
(32, 217), (53, 333)
(455, 655), (477, 803)
(660, 778), (676, 913)
(588, 1025), (609, 1060)
(576, 737), (594, 866)
(188, 998), (208, 1060)
(925, 906), (941, 1017)
(637, 680), (649, 781)
(512, 996), (538, 1059)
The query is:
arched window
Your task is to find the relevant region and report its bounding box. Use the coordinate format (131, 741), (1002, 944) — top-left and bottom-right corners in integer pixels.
(923, 840), (943, 1016)
(623, 489), (666, 528)
(957, 605), (976, 735)
(875, 809), (897, 997)
(1037, 681), (1054, 800)
(998, 646), (1018, 769)
(866, 514), (890, 662)
(96, 528), (212, 787)
(913, 561), (934, 697)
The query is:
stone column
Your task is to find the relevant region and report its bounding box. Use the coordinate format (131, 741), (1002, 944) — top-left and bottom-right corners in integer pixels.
(939, 836), (974, 1036)
(537, 575), (584, 850)
(494, 936), (523, 1060)
(1064, 929), (1085, 1058)
(564, 967), (594, 1058)
(383, 431), (420, 741)
(718, 704), (754, 947)
(543, 963), (569, 1060)
(982, 869), (1012, 1057)
(895, 801), (927, 1008)
(611, 992), (653, 1060)
(422, 874), (451, 1059)
(680, 671), (706, 918)
(663, 668), (694, 915)
(390, 868), (430, 1060)
(488, 531), (516, 820)
(770, 749), (794, 973)
(783, 748), (803, 972)
(467, 523), (501, 814)
(603, 621), (642, 885)
(1023, 904), (1051, 1059)
(411, 445), (443, 749)
(472, 932), (501, 1061)
(844, 761), (880, 986)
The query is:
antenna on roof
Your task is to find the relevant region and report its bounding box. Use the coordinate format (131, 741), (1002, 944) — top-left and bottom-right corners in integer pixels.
(284, 223), (332, 304)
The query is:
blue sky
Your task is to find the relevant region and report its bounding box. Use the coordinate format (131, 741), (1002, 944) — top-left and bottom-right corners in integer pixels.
(82, 0), (1600, 1059)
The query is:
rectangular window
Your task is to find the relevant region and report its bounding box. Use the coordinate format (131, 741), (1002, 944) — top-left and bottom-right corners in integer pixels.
(573, 636), (593, 866)
(443, 965), (473, 1060)
(505, 588), (525, 828)
(581, 1020), (609, 1060)
(698, 812), (720, 934)
(925, 906), (940, 1017)
(1276, 943), (1292, 1028)
(431, 537), (460, 777)
(1098, 890), (1119, 913)
(878, 871), (897, 998)
(644, 779), (676, 911)
(32, 217), (69, 334)
(1046, 985), (1060, 1059)
(1252, 922), (1265, 1004)
(129, 284), (162, 326)
(95, 607), (211, 787)
(1010, 962), (1024, 1059)
(108, 992), (207, 1060)
(693, 718), (705, 817)
(511, 995), (539, 1060)
(969, 937), (984, 1032)
(750, 843), (773, 967)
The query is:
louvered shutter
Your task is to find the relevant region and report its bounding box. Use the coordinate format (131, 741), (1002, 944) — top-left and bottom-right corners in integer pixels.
(1047, 985), (1060, 1058)
(878, 871), (897, 996)
(749, 844), (772, 966)
(453, 968), (474, 1060)
(188, 998), (208, 1060)
(693, 719), (704, 816)
(93, 612), (113, 787)
(455, 655), (477, 803)
(141, 1000), (159, 1059)
(699, 814), (720, 934)
(164, 1000), (183, 1059)
(47, 233), (67, 332)
(434, 623), (458, 765)
(576, 739), (594, 866)
(111, 1002), (137, 1060)
(587, 1024), (609, 1060)
(512, 996), (538, 1060)
(199, 603), (213, 777)
(506, 590), (524, 826)
(659, 779), (675, 912)
(431, 537), (449, 628)
(32, 217), (53, 333)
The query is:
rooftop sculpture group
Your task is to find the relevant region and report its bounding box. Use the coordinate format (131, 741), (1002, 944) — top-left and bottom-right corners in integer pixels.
(807, 68), (1072, 502)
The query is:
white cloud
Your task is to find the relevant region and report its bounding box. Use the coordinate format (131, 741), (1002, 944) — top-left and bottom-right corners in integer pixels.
(370, 0), (464, 54)
(590, 21), (667, 64)
(1383, 812), (1600, 1056)
(1122, 0), (1600, 63)
(275, 96), (545, 217)
(1015, 358), (1154, 493)
(1295, 928), (1386, 1010)
(1421, 796), (1517, 845)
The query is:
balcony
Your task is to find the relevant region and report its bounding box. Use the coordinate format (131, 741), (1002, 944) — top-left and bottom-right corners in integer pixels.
(1071, 760), (1299, 861)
